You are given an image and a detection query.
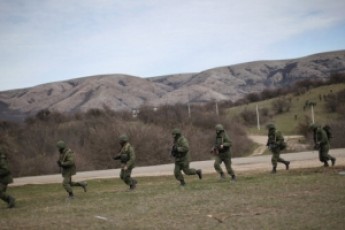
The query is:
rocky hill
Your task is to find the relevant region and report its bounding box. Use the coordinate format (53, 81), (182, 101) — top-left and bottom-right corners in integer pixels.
(1, 50), (345, 121)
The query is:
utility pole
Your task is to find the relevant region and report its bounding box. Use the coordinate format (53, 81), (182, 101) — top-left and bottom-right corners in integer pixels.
(256, 104), (260, 130)
(187, 91), (191, 119)
(311, 104), (315, 124)
(188, 103), (191, 118)
(215, 100), (219, 116)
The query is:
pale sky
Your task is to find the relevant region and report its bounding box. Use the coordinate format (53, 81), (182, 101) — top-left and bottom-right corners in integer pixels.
(1, 0), (345, 91)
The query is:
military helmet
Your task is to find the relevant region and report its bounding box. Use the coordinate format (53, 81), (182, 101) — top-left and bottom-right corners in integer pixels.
(56, 140), (66, 149)
(266, 123), (275, 130)
(215, 124), (224, 131)
(119, 134), (129, 142)
(172, 128), (181, 135)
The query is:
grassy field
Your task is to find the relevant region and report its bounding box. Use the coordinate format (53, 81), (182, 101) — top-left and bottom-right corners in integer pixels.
(1, 167), (345, 230)
(226, 83), (345, 135)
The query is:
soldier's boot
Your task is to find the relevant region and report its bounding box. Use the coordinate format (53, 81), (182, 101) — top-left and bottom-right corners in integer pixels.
(323, 161), (329, 167)
(7, 196), (15, 209)
(331, 158), (336, 166)
(129, 184), (136, 190)
(68, 192), (74, 200)
(180, 179), (186, 187)
(196, 169), (202, 179)
(129, 179), (137, 191)
(231, 174), (237, 182)
(81, 182), (88, 192)
(285, 161), (290, 170)
(220, 172), (226, 180)
(271, 167), (277, 174)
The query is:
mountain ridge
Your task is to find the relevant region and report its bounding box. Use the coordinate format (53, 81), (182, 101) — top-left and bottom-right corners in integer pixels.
(1, 50), (345, 121)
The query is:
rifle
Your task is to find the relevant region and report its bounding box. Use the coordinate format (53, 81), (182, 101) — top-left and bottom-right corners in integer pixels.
(210, 145), (220, 155)
(170, 145), (178, 157)
(113, 154), (128, 170)
(212, 135), (225, 155)
(267, 143), (276, 150)
(57, 149), (68, 172)
(113, 154), (129, 162)
(113, 155), (121, 160)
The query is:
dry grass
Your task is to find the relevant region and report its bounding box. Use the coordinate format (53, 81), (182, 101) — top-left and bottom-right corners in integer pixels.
(1, 167), (345, 230)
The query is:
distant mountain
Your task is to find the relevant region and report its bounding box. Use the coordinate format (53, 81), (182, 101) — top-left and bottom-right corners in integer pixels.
(1, 50), (345, 121)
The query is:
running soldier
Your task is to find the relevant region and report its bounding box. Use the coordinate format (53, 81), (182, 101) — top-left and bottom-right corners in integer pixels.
(113, 134), (137, 190)
(56, 140), (87, 199)
(309, 124), (336, 167)
(171, 128), (202, 187)
(0, 146), (15, 208)
(211, 124), (236, 181)
(266, 124), (290, 173)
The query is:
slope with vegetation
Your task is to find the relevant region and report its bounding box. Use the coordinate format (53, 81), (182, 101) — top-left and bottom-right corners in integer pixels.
(227, 73), (345, 149)
(0, 103), (254, 177)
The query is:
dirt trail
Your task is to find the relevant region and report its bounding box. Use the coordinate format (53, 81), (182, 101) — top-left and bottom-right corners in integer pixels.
(249, 135), (305, 155)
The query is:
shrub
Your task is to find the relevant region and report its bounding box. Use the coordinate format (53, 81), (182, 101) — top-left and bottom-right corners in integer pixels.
(271, 97), (291, 114)
(3, 105), (254, 177)
(325, 89), (345, 113)
(239, 109), (257, 126)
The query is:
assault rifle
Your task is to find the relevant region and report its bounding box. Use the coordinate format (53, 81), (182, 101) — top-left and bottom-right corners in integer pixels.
(210, 145), (220, 155)
(170, 145), (178, 157)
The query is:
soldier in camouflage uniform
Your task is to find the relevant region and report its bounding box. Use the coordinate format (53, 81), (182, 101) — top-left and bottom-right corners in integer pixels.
(56, 140), (87, 199)
(266, 124), (290, 173)
(309, 124), (336, 167)
(113, 134), (137, 190)
(171, 128), (202, 186)
(211, 124), (236, 181)
(0, 146), (15, 208)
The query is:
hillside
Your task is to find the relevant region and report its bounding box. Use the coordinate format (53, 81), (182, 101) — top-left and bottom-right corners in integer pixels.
(0, 50), (345, 121)
(226, 83), (345, 135)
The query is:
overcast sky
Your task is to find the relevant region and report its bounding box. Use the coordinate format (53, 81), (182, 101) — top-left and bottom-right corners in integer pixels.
(0, 0), (345, 91)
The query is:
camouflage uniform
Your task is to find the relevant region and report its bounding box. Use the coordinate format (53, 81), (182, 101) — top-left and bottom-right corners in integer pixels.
(0, 146), (15, 208)
(113, 135), (137, 190)
(56, 141), (87, 199)
(310, 124), (336, 167)
(171, 129), (202, 186)
(212, 124), (236, 181)
(266, 124), (290, 173)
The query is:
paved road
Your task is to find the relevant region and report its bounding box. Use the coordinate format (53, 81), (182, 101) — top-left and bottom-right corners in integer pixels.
(12, 148), (345, 186)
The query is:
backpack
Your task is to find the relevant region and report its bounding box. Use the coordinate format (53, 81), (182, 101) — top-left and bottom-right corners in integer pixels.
(279, 141), (287, 150)
(276, 131), (287, 150)
(323, 125), (332, 140)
